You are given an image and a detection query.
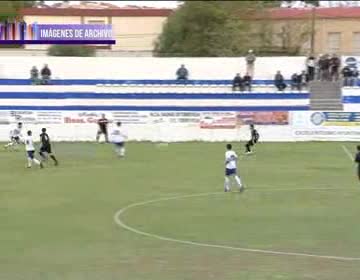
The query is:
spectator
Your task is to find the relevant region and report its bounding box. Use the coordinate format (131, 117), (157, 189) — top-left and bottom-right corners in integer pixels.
(176, 64), (189, 80)
(40, 64), (51, 85)
(306, 55), (316, 81)
(290, 73), (300, 91)
(329, 54), (340, 81)
(352, 68), (359, 87)
(318, 54), (330, 81)
(245, 49), (256, 77)
(299, 70), (309, 91)
(342, 65), (353, 86)
(30, 66), (39, 85)
(232, 73), (243, 91)
(274, 71), (286, 91)
(243, 73), (252, 92)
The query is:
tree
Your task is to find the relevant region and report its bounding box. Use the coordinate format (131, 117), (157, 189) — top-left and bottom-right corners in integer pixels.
(154, 1), (268, 57)
(47, 45), (96, 57)
(277, 21), (311, 55)
(0, 1), (36, 22)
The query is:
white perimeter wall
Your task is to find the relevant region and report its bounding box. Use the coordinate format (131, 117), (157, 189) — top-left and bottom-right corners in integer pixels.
(0, 56), (307, 80)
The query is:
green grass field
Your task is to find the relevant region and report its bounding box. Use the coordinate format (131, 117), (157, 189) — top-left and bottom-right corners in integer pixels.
(1, 142), (360, 280)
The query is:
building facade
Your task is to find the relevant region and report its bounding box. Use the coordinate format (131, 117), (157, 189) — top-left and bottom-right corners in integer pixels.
(20, 6), (172, 54)
(268, 7), (360, 55)
(18, 6), (360, 56)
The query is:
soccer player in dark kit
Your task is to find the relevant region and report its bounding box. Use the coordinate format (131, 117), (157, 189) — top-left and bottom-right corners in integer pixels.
(355, 145), (360, 181)
(39, 128), (59, 166)
(96, 114), (109, 143)
(245, 124), (259, 154)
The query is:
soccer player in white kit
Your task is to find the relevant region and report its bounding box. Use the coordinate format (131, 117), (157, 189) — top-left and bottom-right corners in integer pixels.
(24, 130), (43, 169)
(224, 143), (244, 192)
(111, 122), (127, 158)
(4, 122), (23, 150)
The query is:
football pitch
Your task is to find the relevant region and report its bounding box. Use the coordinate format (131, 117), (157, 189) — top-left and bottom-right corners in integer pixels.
(1, 142), (360, 280)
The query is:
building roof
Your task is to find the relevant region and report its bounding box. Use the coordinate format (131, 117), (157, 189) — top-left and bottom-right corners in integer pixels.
(268, 7), (360, 20)
(20, 5), (173, 17)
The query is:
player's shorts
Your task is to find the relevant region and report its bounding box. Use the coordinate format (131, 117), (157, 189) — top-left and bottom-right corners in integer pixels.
(40, 145), (52, 154)
(114, 142), (125, 147)
(27, 150), (35, 159)
(98, 128), (108, 135)
(225, 168), (237, 176)
(11, 136), (20, 143)
(249, 139), (258, 145)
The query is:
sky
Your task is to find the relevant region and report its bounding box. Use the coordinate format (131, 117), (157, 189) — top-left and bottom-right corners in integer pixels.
(45, 1), (181, 8)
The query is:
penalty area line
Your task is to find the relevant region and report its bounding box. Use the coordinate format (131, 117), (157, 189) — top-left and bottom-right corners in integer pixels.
(114, 191), (360, 262)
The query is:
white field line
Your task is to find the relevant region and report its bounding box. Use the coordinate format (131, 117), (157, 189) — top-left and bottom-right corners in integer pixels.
(341, 145), (354, 162)
(114, 190), (360, 262)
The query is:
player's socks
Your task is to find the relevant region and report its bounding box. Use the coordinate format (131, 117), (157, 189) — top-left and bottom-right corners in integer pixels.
(5, 142), (14, 148)
(120, 147), (125, 157)
(224, 177), (231, 192)
(234, 175), (243, 190)
(39, 152), (47, 160)
(27, 158), (32, 168)
(50, 155), (58, 165)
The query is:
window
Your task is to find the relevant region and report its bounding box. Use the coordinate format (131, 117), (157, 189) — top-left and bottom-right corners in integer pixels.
(327, 32), (341, 53)
(353, 32), (360, 54)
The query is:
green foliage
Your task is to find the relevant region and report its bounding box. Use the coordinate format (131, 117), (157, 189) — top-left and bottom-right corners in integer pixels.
(0, 1), (36, 22)
(47, 45), (96, 57)
(154, 1), (293, 57)
(154, 1), (249, 57)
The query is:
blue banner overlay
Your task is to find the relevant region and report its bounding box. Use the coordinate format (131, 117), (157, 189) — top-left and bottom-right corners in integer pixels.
(0, 22), (115, 45)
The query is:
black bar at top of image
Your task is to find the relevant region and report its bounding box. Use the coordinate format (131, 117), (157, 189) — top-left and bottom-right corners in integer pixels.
(0, 40), (116, 45)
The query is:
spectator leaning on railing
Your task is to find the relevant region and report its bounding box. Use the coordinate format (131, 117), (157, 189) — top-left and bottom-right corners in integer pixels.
(306, 55), (316, 81)
(352, 68), (359, 86)
(329, 54), (340, 81)
(176, 64), (189, 81)
(30, 66), (39, 85)
(342, 65), (359, 87)
(318, 54), (330, 81)
(232, 73), (243, 92)
(274, 71), (286, 91)
(342, 65), (353, 86)
(40, 64), (52, 85)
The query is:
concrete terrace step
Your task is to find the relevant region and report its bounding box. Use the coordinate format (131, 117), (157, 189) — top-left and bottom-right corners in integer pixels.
(309, 80), (343, 110)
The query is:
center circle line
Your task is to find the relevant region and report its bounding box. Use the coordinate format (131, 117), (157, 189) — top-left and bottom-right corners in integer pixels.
(114, 188), (360, 262)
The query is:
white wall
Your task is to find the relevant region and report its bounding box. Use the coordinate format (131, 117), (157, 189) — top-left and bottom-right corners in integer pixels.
(0, 56), (307, 80)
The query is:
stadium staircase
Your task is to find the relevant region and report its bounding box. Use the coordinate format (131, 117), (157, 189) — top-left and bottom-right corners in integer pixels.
(309, 81), (343, 111)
